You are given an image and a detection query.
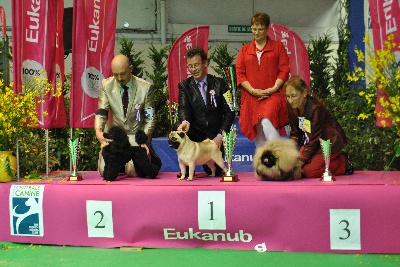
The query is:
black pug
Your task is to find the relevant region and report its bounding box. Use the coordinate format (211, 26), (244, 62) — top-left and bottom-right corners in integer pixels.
(102, 126), (162, 181)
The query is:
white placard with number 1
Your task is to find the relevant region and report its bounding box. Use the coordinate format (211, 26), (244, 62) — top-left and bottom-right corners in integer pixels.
(86, 200), (114, 238)
(198, 191), (226, 230)
(330, 209), (361, 250)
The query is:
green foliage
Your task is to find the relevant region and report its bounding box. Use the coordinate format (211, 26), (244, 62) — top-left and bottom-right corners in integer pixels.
(307, 31), (334, 99)
(314, 0), (399, 170)
(144, 44), (171, 137)
(209, 43), (236, 79)
(118, 34), (145, 78)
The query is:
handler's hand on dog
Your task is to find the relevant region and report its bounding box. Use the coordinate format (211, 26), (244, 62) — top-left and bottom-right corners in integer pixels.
(213, 136), (223, 148)
(177, 122), (190, 133)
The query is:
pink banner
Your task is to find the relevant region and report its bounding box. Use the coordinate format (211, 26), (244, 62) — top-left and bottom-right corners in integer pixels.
(11, 0), (66, 128)
(70, 0), (117, 128)
(268, 24), (310, 88)
(0, 6), (6, 39)
(368, 0), (400, 127)
(167, 26), (210, 104)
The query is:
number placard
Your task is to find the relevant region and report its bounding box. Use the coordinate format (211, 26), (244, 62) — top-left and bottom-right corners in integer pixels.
(86, 200), (114, 238)
(198, 191), (226, 230)
(330, 209), (361, 250)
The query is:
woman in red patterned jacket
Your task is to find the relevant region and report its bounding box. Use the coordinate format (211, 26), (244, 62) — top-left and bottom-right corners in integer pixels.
(236, 12), (290, 149)
(284, 75), (354, 178)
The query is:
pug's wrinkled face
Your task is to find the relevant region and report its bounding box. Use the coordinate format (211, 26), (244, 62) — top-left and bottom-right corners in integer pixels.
(168, 131), (186, 149)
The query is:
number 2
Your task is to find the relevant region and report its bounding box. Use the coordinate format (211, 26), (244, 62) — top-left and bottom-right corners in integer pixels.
(94, 210), (105, 228)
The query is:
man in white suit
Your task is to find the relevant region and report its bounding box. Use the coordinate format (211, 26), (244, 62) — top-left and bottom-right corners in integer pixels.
(95, 54), (156, 177)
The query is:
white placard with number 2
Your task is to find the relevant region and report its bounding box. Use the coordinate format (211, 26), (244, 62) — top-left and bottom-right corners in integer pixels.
(86, 200), (114, 238)
(198, 191), (226, 230)
(330, 209), (361, 250)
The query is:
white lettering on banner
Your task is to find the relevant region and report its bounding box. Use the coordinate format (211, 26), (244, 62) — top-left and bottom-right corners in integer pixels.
(164, 228), (253, 242)
(382, 0), (397, 34)
(25, 0), (41, 43)
(280, 31), (292, 55)
(88, 0), (101, 52)
(232, 154), (253, 162)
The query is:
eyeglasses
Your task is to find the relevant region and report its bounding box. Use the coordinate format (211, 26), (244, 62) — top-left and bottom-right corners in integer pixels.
(285, 94), (300, 100)
(187, 63), (202, 70)
(251, 27), (267, 33)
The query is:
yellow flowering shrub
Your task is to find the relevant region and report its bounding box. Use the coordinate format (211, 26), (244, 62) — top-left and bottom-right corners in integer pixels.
(0, 77), (61, 151)
(348, 34), (400, 165)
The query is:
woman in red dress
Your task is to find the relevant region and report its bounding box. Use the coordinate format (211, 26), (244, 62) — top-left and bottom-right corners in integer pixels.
(236, 12), (290, 148)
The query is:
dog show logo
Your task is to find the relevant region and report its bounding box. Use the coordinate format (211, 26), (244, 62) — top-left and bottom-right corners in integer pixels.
(9, 185), (45, 236)
(81, 66), (103, 98)
(22, 59), (47, 88)
(163, 228), (253, 243)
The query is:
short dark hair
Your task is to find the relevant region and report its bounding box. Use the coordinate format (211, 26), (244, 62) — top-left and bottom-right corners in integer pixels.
(185, 46), (208, 62)
(251, 12), (270, 27)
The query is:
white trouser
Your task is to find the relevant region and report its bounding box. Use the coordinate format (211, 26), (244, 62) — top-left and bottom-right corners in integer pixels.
(254, 118), (279, 149)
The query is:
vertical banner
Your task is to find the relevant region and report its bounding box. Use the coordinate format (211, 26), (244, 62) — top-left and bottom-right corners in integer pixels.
(70, 0), (117, 128)
(0, 6), (6, 39)
(268, 24), (310, 87)
(348, 0), (366, 88)
(368, 0), (400, 127)
(9, 185), (45, 237)
(167, 26), (210, 104)
(11, 0), (66, 128)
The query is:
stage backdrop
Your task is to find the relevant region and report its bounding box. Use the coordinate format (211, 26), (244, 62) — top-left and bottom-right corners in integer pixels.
(70, 0), (117, 128)
(11, 0), (66, 128)
(167, 26), (210, 105)
(268, 24), (310, 88)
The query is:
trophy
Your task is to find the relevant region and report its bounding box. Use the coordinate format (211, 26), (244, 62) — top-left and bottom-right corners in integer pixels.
(67, 137), (83, 181)
(224, 66), (239, 116)
(167, 102), (179, 131)
(320, 138), (335, 182)
(221, 125), (239, 182)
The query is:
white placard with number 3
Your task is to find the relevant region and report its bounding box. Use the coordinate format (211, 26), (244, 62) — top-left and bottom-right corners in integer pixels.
(198, 191), (226, 230)
(86, 200), (114, 238)
(330, 209), (361, 250)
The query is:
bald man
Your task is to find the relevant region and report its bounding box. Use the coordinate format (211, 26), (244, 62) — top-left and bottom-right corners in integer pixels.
(95, 54), (156, 177)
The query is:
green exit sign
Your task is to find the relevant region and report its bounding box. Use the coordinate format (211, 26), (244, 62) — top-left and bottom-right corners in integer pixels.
(228, 25), (251, 33)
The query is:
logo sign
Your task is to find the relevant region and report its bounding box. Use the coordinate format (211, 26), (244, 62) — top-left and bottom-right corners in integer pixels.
(9, 185), (45, 236)
(81, 66), (103, 98)
(228, 25), (251, 33)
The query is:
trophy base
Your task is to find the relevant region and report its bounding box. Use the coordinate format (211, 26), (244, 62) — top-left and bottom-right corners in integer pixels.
(320, 174), (335, 182)
(66, 175), (83, 181)
(221, 174), (239, 182)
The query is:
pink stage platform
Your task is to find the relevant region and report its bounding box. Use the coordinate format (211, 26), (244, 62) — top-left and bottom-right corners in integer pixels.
(1, 170), (400, 253)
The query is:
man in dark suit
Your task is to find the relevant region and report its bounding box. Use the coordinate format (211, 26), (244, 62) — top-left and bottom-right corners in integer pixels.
(176, 46), (235, 176)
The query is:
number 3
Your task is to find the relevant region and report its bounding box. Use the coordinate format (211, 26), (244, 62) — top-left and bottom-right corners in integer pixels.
(339, 220), (350, 240)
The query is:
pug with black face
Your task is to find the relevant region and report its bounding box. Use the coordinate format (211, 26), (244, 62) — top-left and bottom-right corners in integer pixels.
(168, 131), (227, 181)
(253, 138), (302, 181)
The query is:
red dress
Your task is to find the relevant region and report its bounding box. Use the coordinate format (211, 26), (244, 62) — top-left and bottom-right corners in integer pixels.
(236, 38), (290, 140)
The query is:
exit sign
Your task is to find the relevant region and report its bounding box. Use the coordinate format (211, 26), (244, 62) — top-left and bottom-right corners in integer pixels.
(228, 25), (251, 33)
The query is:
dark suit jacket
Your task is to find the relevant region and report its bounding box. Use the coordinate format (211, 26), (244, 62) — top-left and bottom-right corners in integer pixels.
(178, 74), (235, 142)
(287, 95), (347, 164)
